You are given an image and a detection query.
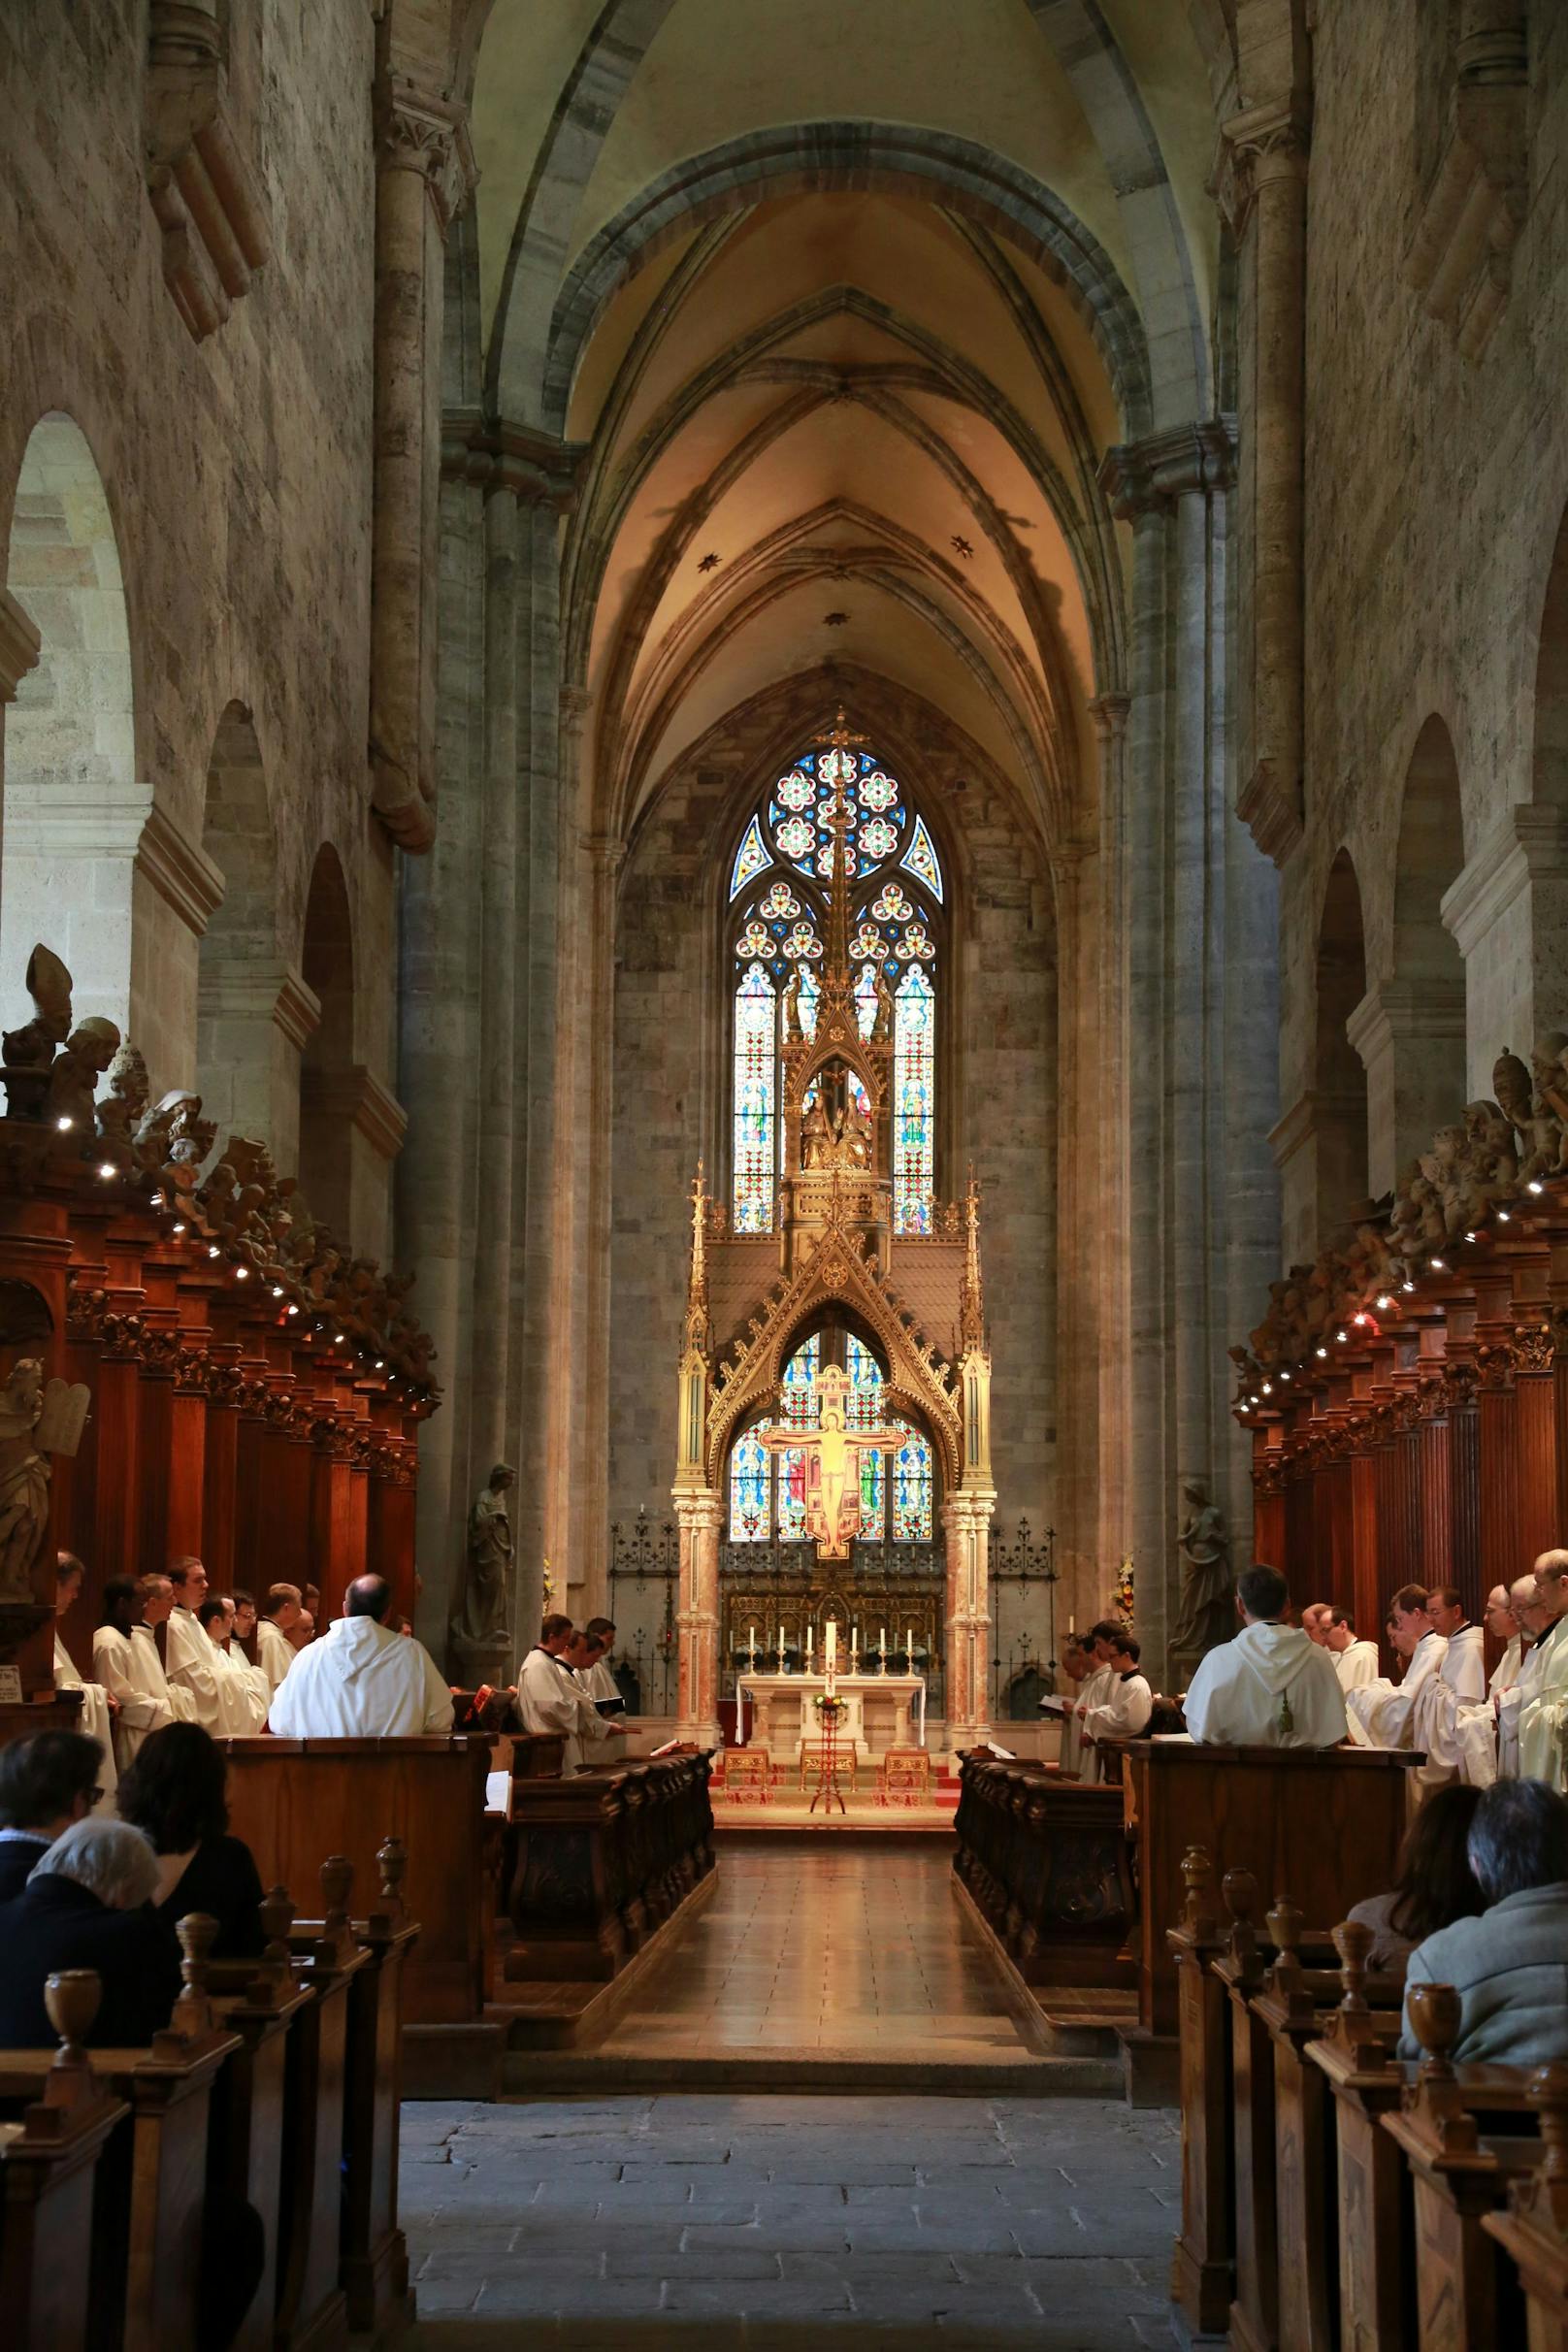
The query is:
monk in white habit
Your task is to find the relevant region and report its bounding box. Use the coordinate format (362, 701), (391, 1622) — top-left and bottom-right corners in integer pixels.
(1183, 1564), (1348, 1748)
(1497, 1571), (1550, 1777)
(91, 1576), (181, 1769)
(1348, 1581), (1494, 1787)
(198, 1597), (268, 1733)
(1052, 1637), (1090, 1777)
(1486, 1583), (1523, 1701)
(1067, 1621), (1123, 1784)
(257, 1583), (302, 1697)
(1319, 1607), (1381, 1742)
(1301, 1602), (1333, 1645)
(164, 1555), (225, 1730)
(518, 1617), (628, 1772)
(1427, 1584), (1486, 1701)
(269, 1574), (453, 1737)
(1519, 1551), (1568, 1789)
(1079, 1631), (1153, 1755)
(51, 1552), (116, 1807)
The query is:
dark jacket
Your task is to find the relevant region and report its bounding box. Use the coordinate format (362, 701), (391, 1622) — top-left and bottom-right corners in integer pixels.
(0, 1832), (50, 1903)
(0, 1875), (181, 2046)
(157, 1834), (266, 1959)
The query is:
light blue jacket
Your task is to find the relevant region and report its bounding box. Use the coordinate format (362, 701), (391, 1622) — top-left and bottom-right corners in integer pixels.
(1398, 1880), (1568, 2063)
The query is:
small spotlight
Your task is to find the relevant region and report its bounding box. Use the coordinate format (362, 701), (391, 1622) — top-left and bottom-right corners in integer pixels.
(172, 1221), (186, 1235)
(96, 1161), (114, 1180)
(208, 1245), (220, 1258)
(1498, 1210), (1511, 1223)
(333, 1332), (344, 1345)
(1529, 1180), (1545, 1194)
(1402, 1280), (1415, 1292)
(235, 1266), (248, 1280)
(286, 1304), (300, 1317)
(272, 1285), (283, 1298)
(55, 1117), (73, 1132)
(1430, 1258), (1445, 1270)
(1316, 1346), (1327, 1358)
(1377, 1293), (1392, 1310)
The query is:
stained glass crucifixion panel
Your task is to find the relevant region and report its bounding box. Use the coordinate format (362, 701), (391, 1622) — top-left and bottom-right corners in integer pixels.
(728, 1330), (934, 1546)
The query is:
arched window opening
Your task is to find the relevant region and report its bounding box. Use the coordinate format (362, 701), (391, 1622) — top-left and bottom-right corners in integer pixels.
(1, 414), (138, 1032)
(727, 1325), (934, 1546)
(726, 733), (944, 1235)
(196, 702), (287, 1156)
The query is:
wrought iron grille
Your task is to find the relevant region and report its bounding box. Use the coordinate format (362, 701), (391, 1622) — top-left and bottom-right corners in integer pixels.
(990, 1517), (1059, 1718)
(718, 1535), (945, 1710)
(606, 1508), (678, 1715)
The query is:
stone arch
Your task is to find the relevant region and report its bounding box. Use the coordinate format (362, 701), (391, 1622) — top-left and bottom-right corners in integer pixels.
(298, 843), (356, 1238)
(195, 702), (307, 1165)
(527, 124), (1153, 439)
(1533, 503), (1568, 809)
(1313, 848), (1370, 1236)
(1351, 717), (1468, 1195)
(0, 412), (141, 1035)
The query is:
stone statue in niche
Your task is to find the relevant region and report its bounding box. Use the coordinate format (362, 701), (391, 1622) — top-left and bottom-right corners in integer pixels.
(456, 1462), (514, 1648)
(872, 969), (896, 1043)
(801, 1095), (833, 1168)
(841, 1093), (873, 1168)
(0, 1360), (85, 1604)
(1168, 1477), (1232, 1664)
(781, 968), (803, 1043)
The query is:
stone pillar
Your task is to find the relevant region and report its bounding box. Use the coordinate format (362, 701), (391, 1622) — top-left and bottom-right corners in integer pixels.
(1442, 806), (1568, 1090)
(1050, 837), (1099, 1630)
(941, 1489), (995, 1752)
(1220, 98), (1310, 866)
(673, 1487), (724, 1749)
(1347, 978), (1470, 1198)
(370, 75), (474, 852)
(1089, 695), (1132, 1605)
(1097, 419), (1269, 1671)
(0, 588), (41, 931)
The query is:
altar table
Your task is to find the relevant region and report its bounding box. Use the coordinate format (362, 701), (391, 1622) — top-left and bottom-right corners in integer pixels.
(736, 1672), (927, 1755)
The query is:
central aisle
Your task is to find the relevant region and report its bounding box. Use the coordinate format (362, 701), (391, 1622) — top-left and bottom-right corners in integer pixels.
(595, 1843), (1025, 2065)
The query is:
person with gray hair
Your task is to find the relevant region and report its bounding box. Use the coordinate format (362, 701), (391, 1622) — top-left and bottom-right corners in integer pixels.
(1397, 1779), (1568, 2064)
(0, 1815), (180, 2047)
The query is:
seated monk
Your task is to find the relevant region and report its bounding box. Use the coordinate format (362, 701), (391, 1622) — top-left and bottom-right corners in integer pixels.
(0, 1730), (104, 1900)
(117, 1721), (265, 1959)
(1342, 1781), (1485, 1970)
(1182, 1563), (1349, 1747)
(268, 1573), (453, 1737)
(1398, 1779), (1568, 2063)
(0, 1817), (180, 2046)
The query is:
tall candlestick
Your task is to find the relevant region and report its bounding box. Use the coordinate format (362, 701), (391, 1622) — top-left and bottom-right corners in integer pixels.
(878, 1625), (887, 1679)
(825, 1619), (837, 1670)
(906, 1625), (914, 1663)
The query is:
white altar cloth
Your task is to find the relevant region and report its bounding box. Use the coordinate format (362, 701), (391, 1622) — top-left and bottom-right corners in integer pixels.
(735, 1670), (927, 1754)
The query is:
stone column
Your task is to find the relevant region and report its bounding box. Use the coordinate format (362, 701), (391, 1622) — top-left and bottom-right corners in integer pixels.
(1220, 98), (1310, 867)
(1443, 806), (1568, 1089)
(941, 1489), (995, 1752)
(1347, 978), (1470, 1198)
(370, 76), (474, 852)
(1098, 419), (1271, 1669)
(673, 1487), (724, 1748)
(1089, 695), (1132, 1603)
(0, 588), (41, 927)
(1050, 837), (1099, 1630)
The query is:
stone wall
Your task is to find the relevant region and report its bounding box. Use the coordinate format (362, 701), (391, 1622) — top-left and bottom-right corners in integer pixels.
(1278, 2), (1568, 1255)
(0, 0), (401, 1251)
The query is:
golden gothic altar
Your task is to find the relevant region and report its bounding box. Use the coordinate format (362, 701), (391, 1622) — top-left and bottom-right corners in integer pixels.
(670, 713), (996, 1756)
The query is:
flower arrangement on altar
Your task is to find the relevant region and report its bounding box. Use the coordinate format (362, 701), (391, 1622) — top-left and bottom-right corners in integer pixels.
(1112, 1555), (1134, 1627)
(812, 1691), (848, 1726)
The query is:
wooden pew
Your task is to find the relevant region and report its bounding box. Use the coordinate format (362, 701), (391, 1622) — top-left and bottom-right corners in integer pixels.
(1381, 1981), (1536, 2351)
(1117, 1738), (1417, 2044)
(340, 1844), (418, 2338)
(0, 1919), (243, 2352)
(216, 1732), (498, 2096)
(1484, 2066), (1568, 2349)
(1305, 1920), (1416, 2352)
(951, 1754), (1135, 1989)
(0, 1972), (129, 2352)
(207, 1889), (317, 2352)
(499, 1752), (717, 2049)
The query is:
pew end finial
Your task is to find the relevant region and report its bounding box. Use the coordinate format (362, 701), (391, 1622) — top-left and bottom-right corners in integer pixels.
(371, 1834), (408, 1933)
(1509, 2063), (1568, 2238)
(312, 1854), (359, 1966)
(1318, 1915), (1393, 2060)
(1179, 1845), (1217, 1938)
(1404, 1979), (1480, 2152)
(33, 1969), (102, 2120)
(1222, 1866), (1263, 1983)
(153, 1911), (220, 2055)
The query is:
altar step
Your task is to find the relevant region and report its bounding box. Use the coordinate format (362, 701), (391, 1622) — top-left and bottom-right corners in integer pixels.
(501, 2044), (1123, 2097)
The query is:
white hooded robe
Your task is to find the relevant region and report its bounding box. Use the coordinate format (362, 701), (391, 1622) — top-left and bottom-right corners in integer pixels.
(1182, 1620), (1349, 1748)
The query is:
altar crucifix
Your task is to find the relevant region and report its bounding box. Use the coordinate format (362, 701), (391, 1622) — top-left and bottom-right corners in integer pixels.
(758, 1363), (902, 1559)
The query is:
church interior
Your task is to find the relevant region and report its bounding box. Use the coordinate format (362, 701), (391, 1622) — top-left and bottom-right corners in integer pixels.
(3, 3), (1568, 2347)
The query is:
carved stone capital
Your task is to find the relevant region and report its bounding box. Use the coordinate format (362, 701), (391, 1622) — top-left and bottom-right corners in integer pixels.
(1097, 418), (1236, 519)
(145, 1), (271, 342)
(1087, 692), (1130, 744)
(376, 74), (476, 237)
(441, 410), (585, 506)
(1236, 755), (1305, 866)
(0, 589), (42, 703)
(1213, 96), (1311, 241)
(298, 1063), (408, 1162)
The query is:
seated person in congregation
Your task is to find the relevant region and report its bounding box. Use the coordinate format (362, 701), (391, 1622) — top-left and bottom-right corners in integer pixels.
(1398, 1778), (1568, 2063)
(1342, 1781), (1485, 1971)
(268, 1572), (454, 1736)
(1182, 1563), (1349, 1747)
(0, 1817), (180, 2047)
(0, 1729), (104, 1900)
(116, 1720), (266, 1959)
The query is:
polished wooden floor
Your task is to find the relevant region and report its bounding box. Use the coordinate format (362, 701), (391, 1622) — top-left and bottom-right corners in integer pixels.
(596, 1845), (1029, 2062)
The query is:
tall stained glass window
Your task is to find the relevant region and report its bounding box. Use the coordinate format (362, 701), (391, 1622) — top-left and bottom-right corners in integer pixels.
(726, 728), (943, 1231)
(729, 1328), (932, 1543)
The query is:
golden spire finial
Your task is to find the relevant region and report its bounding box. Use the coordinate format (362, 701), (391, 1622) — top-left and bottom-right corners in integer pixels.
(960, 1166), (985, 1354)
(687, 1160), (709, 1330)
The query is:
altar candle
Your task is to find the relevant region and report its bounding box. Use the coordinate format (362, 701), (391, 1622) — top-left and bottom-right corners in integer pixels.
(879, 1625), (886, 1653)
(906, 1625), (914, 1660)
(1068, 1613), (1075, 1635)
(749, 1623), (758, 1651)
(805, 1626), (813, 1661)
(825, 1620), (837, 1670)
